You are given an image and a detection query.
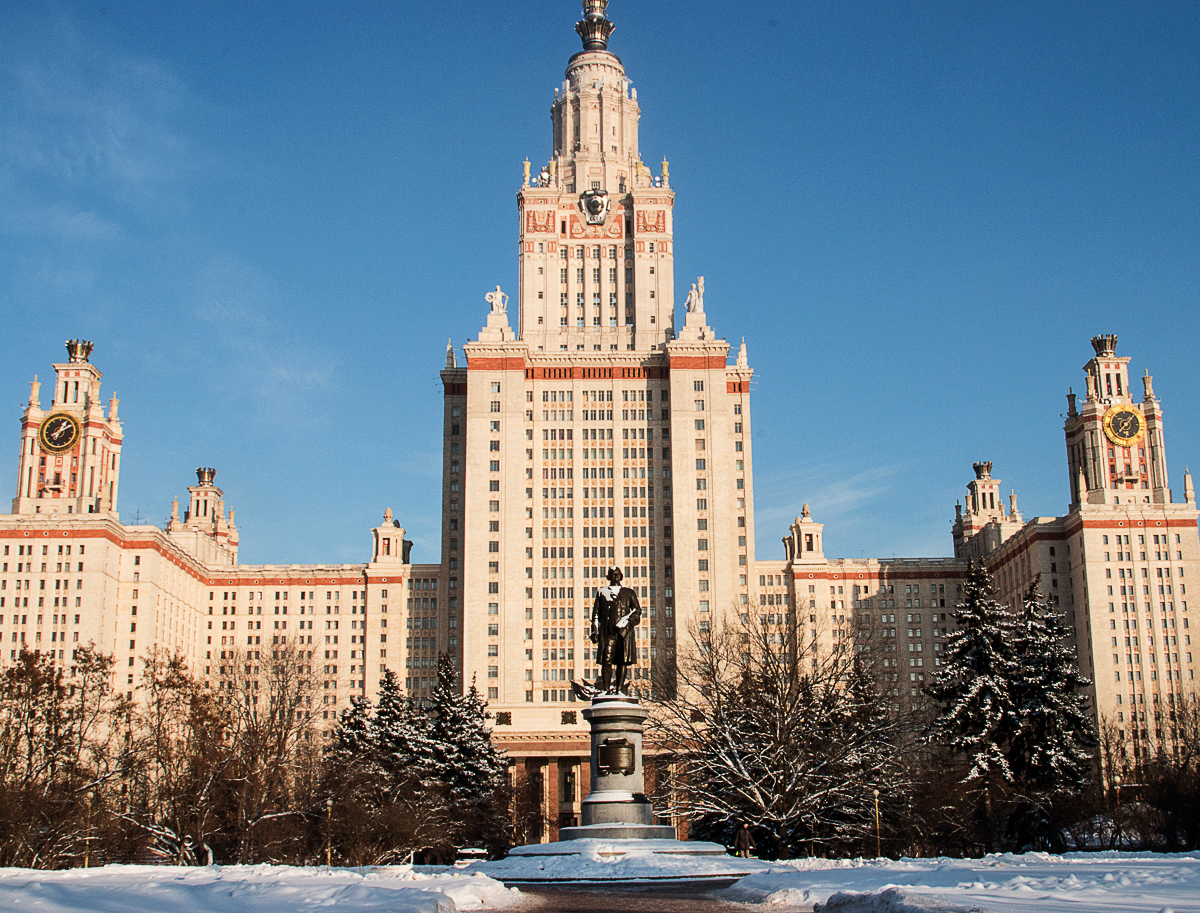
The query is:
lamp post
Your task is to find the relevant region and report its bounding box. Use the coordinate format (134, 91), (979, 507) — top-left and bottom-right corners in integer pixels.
(84, 790), (95, 868)
(326, 797), (334, 867)
(873, 789), (881, 859)
(1113, 776), (1122, 850)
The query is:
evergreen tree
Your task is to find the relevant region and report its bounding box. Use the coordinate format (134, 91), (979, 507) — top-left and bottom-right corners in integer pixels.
(329, 696), (374, 759)
(1011, 578), (1096, 792)
(924, 561), (1022, 848)
(323, 671), (449, 864)
(428, 654), (509, 854)
(372, 670), (439, 788)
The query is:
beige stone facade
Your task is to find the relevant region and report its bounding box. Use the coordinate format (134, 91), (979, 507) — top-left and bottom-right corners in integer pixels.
(3, 2), (1197, 840)
(952, 337), (1200, 760)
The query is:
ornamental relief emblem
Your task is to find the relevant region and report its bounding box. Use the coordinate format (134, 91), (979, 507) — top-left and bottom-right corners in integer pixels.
(568, 214), (623, 239)
(525, 210), (555, 233)
(636, 210), (666, 233)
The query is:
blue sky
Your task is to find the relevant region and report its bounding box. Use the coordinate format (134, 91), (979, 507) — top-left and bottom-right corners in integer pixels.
(2, 1), (1198, 566)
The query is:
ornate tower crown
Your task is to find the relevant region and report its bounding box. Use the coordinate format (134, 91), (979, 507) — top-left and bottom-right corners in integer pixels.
(196, 467), (217, 486)
(1091, 334), (1118, 357)
(576, 0), (615, 51)
(65, 339), (94, 363)
(973, 461), (993, 479)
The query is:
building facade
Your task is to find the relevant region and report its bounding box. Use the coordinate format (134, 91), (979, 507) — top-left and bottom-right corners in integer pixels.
(3, 1), (1197, 838)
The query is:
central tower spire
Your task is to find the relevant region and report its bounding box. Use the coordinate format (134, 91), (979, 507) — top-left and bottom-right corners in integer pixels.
(514, 0), (677, 353)
(576, 0), (615, 52)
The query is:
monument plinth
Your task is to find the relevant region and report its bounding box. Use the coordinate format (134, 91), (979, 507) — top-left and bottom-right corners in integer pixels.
(560, 696), (675, 840)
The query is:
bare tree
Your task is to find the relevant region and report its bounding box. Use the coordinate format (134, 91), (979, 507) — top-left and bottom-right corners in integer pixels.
(218, 640), (318, 862)
(0, 646), (118, 868)
(648, 608), (910, 857)
(114, 648), (228, 864)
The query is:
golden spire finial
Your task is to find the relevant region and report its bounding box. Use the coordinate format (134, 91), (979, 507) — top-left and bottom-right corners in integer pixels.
(576, 0), (614, 51)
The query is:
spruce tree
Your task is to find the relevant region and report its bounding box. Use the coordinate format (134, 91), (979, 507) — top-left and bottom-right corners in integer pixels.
(372, 669), (438, 788)
(1011, 578), (1096, 792)
(329, 696), (374, 759)
(924, 561), (1022, 847)
(428, 654), (509, 852)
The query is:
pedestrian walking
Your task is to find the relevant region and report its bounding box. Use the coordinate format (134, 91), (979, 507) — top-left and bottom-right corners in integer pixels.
(733, 823), (755, 858)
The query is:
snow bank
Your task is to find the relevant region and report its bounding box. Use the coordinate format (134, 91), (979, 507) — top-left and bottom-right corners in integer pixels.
(718, 852), (1200, 913)
(0, 864), (518, 913)
(815, 887), (992, 913)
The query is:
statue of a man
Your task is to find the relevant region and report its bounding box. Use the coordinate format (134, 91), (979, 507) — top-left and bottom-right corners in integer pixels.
(485, 285), (508, 315)
(589, 567), (641, 695)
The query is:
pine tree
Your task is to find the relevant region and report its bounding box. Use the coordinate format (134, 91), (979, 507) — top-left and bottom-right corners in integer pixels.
(428, 654), (509, 853)
(329, 696), (374, 759)
(323, 670), (451, 863)
(924, 561), (1022, 848)
(372, 669), (438, 788)
(1011, 578), (1096, 792)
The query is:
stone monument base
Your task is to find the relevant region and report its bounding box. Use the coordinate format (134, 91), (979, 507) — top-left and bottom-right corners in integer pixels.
(558, 823), (676, 841)
(470, 838), (767, 888)
(472, 691), (768, 888)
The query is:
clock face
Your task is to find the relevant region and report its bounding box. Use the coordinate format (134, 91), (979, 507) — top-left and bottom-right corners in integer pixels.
(1103, 405), (1145, 448)
(579, 188), (609, 225)
(39, 413), (81, 454)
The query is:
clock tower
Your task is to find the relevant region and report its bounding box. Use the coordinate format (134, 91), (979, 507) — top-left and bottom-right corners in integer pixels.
(1065, 334), (1170, 507)
(11, 339), (123, 517)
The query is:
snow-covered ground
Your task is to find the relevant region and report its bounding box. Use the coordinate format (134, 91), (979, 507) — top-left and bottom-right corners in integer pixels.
(1, 852), (1198, 913)
(0, 863), (518, 913)
(720, 852), (1200, 912)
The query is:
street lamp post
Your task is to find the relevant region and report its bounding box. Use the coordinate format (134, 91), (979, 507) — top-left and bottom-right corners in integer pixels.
(84, 790), (95, 868)
(326, 797), (334, 867)
(1113, 776), (1122, 850)
(873, 789), (881, 858)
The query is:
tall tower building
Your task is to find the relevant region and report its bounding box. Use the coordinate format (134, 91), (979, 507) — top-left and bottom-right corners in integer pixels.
(516, 0), (674, 353)
(443, 3), (757, 816)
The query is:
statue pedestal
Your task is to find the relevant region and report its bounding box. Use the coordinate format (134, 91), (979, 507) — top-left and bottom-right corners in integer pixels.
(473, 693), (767, 887)
(559, 695), (675, 840)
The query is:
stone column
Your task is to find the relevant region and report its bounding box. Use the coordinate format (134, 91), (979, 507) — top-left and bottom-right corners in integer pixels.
(545, 757), (560, 842)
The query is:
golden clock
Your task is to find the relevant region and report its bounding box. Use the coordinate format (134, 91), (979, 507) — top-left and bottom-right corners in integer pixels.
(38, 413), (81, 454)
(1103, 404), (1145, 448)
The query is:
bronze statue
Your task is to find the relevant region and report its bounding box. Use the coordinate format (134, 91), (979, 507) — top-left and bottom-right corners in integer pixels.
(574, 567), (641, 699)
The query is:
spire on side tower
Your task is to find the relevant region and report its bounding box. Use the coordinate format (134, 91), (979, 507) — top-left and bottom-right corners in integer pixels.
(576, 0), (615, 51)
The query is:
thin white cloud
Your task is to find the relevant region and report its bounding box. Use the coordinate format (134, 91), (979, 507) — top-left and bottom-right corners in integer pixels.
(185, 253), (340, 427)
(1, 12), (200, 244)
(1, 201), (119, 242)
(757, 459), (905, 532)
